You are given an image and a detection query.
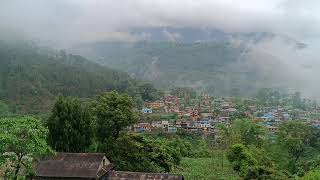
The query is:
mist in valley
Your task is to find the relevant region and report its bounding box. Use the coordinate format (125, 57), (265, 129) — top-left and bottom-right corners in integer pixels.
(1, 0), (320, 98)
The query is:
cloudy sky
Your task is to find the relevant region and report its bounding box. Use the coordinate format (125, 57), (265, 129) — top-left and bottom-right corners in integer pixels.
(1, 0), (320, 97)
(1, 0), (320, 45)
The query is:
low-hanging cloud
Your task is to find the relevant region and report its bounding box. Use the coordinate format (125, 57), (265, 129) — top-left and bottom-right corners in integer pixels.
(1, 0), (320, 98)
(1, 0), (320, 45)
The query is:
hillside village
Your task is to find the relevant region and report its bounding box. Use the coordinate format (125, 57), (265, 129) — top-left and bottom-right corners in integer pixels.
(133, 90), (320, 134)
(3, 1), (320, 179)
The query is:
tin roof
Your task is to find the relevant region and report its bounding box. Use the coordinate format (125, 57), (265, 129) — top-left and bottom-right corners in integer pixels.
(107, 171), (184, 180)
(34, 153), (112, 178)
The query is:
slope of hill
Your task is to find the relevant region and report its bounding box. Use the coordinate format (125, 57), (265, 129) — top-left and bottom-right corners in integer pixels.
(127, 27), (306, 49)
(70, 28), (307, 96)
(0, 40), (158, 114)
(71, 43), (289, 96)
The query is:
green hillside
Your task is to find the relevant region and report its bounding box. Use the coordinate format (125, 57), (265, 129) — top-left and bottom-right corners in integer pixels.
(0, 40), (158, 114)
(73, 41), (288, 96)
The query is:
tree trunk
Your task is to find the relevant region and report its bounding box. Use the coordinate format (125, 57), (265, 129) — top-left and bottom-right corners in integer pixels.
(13, 163), (21, 180)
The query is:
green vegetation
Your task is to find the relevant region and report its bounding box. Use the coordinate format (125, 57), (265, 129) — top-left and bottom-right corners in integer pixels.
(0, 40), (159, 115)
(2, 89), (320, 179)
(226, 119), (266, 147)
(140, 112), (179, 122)
(45, 91), (184, 173)
(93, 91), (136, 141)
(173, 157), (238, 180)
(277, 121), (320, 175)
(48, 96), (93, 152)
(0, 100), (11, 118)
(1, 40), (320, 180)
(256, 88), (315, 110)
(215, 119), (320, 179)
(300, 170), (320, 179)
(0, 117), (52, 179)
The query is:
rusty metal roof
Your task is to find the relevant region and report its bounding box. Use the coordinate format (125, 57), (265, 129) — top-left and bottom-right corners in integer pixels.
(34, 152), (111, 178)
(107, 171), (184, 180)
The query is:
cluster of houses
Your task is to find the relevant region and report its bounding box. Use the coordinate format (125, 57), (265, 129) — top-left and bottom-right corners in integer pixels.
(256, 105), (320, 132)
(139, 93), (320, 135)
(138, 95), (253, 134)
(135, 94), (235, 134)
(255, 106), (291, 133)
(308, 120), (320, 128)
(132, 119), (215, 133)
(143, 94), (214, 119)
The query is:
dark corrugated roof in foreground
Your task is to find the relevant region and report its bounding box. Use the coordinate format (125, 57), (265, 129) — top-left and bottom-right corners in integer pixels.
(35, 152), (109, 178)
(108, 171), (184, 180)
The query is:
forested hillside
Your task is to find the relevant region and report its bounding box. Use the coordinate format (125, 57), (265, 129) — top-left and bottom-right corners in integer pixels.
(0, 40), (158, 114)
(69, 28), (307, 97)
(73, 40), (293, 96)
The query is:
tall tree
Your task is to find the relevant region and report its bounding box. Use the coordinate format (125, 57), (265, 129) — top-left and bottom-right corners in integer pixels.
(47, 96), (93, 152)
(227, 143), (285, 179)
(92, 91), (136, 142)
(90, 92), (179, 172)
(277, 121), (320, 174)
(227, 143), (256, 174)
(138, 83), (159, 101)
(0, 117), (52, 179)
(225, 118), (266, 147)
(102, 134), (174, 172)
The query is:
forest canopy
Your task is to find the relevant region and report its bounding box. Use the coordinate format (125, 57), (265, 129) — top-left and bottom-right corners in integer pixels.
(0, 40), (159, 115)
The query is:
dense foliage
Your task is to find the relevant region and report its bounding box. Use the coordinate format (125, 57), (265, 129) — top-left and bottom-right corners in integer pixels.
(0, 100), (11, 118)
(93, 91), (136, 141)
(47, 96), (93, 152)
(277, 121), (320, 175)
(46, 92), (190, 173)
(215, 119), (320, 179)
(256, 88), (315, 110)
(3, 39), (320, 180)
(0, 40), (158, 114)
(2, 91), (320, 179)
(0, 117), (52, 179)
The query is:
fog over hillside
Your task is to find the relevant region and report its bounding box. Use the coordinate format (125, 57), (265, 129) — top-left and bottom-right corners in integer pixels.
(1, 0), (320, 98)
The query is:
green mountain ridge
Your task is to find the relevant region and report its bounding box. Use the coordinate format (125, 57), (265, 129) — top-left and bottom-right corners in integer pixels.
(0, 40), (157, 114)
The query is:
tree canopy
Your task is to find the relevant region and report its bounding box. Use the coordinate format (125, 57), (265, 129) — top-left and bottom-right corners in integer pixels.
(47, 96), (93, 152)
(92, 91), (136, 142)
(0, 41), (159, 115)
(277, 121), (320, 174)
(0, 117), (52, 179)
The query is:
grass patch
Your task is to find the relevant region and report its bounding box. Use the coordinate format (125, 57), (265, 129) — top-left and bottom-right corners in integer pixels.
(173, 157), (239, 180)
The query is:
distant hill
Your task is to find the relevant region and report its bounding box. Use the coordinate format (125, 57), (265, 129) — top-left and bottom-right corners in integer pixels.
(71, 29), (305, 96)
(127, 27), (306, 49)
(0, 40), (158, 114)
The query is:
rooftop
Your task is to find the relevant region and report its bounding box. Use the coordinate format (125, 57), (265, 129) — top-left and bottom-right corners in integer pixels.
(34, 152), (112, 179)
(107, 171), (184, 180)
